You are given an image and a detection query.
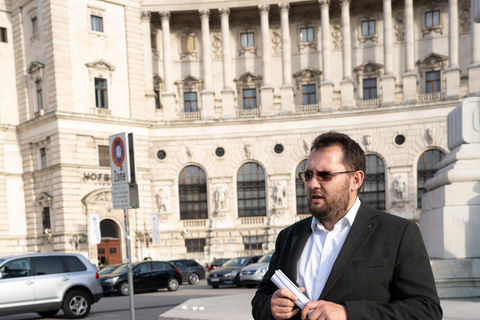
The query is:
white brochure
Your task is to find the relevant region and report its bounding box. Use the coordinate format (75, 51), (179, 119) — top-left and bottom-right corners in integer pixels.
(271, 269), (311, 310)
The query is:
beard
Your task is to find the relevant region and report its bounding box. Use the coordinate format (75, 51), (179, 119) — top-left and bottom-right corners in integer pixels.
(308, 177), (351, 223)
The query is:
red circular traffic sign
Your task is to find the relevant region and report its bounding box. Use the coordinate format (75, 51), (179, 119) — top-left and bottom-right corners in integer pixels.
(111, 137), (125, 167)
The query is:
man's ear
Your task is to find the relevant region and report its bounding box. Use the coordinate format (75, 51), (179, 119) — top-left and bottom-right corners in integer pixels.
(351, 170), (365, 192)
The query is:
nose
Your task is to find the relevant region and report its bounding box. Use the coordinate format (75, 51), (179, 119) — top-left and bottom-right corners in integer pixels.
(306, 175), (321, 189)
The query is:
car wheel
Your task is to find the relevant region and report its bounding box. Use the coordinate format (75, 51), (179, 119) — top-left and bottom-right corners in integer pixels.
(167, 277), (179, 291)
(188, 273), (199, 285)
(119, 282), (130, 296)
(37, 309), (60, 317)
(62, 290), (91, 319)
(211, 285), (219, 289)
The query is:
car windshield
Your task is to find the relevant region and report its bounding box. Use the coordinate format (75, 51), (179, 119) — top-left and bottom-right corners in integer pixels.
(258, 252), (273, 263)
(222, 257), (250, 267)
(99, 264), (123, 275)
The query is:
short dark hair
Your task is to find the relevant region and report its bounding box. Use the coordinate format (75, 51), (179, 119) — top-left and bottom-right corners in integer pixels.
(310, 132), (366, 173)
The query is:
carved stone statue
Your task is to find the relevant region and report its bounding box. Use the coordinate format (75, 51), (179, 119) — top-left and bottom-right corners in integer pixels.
(214, 185), (228, 212)
(393, 176), (406, 202)
(245, 143), (252, 158)
(156, 187), (170, 213)
(273, 181), (287, 208)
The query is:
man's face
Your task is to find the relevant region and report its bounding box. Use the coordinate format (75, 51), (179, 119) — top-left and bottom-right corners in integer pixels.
(305, 146), (356, 224)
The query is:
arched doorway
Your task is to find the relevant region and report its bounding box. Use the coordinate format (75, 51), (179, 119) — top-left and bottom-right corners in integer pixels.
(98, 219), (121, 265)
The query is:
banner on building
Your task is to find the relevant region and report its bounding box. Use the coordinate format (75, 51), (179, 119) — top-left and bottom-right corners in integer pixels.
(89, 213), (102, 244)
(151, 214), (160, 243)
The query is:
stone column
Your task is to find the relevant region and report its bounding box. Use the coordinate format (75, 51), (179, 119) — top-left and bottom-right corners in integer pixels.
(160, 11), (176, 120)
(381, 0), (396, 106)
(279, 3), (295, 114)
(142, 11), (156, 116)
(421, 97), (480, 297)
(402, 0), (417, 104)
(340, 0), (354, 109)
(219, 8), (235, 118)
(259, 5), (274, 115)
(468, 7), (480, 95)
(319, 0), (334, 110)
(445, 0), (461, 99)
(199, 9), (215, 119)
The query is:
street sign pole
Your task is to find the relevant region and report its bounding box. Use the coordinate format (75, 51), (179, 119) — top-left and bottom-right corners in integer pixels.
(124, 208), (135, 320)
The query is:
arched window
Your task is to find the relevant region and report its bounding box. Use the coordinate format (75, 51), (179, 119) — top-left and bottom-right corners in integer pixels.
(100, 219), (119, 239)
(417, 149), (445, 208)
(360, 155), (385, 210)
(237, 162), (266, 217)
(296, 160), (308, 215)
(179, 165), (208, 220)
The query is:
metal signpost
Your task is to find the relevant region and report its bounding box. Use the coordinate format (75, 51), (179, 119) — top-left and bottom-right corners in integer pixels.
(109, 132), (139, 320)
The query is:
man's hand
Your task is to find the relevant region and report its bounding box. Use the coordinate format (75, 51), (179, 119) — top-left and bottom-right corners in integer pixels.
(271, 288), (301, 320)
(301, 300), (347, 320)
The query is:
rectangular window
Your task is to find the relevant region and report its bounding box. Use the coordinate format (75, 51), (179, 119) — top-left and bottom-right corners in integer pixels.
(181, 35), (195, 52)
(0, 27), (7, 43)
(154, 89), (161, 109)
(361, 20), (375, 36)
(35, 256), (63, 275)
(31, 17), (38, 35)
(185, 238), (206, 253)
(243, 89), (257, 109)
(95, 78), (108, 108)
(243, 236), (264, 250)
(184, 92), (198, 112)
(240, 32), (255, 48)
(42, 207), (51, 231)
(363, 78), (377, 100)
(90, 15), (103, 32)
(425, 10), (440, 27)
(302, 84), (316, 105)
(98, 145), (110, 167)
(40, 147), (47, 169)
(35, 80), (43, 111)
(300, 27), (314, 42)
(426, 71), (441, 93)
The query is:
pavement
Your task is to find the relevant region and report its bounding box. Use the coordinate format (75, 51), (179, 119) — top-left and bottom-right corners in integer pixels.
(159, 291), (480, 320)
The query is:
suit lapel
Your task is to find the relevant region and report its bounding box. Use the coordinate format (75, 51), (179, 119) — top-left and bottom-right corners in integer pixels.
(286, 217), (312, 284)
(319, 204), (378, 300)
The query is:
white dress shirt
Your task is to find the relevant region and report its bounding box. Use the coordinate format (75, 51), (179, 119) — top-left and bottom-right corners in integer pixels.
(296, 197), (361, 301)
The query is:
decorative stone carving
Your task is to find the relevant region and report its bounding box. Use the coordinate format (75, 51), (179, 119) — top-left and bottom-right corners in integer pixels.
(291, 10), (319, 24)
(156, 187), (171, 213)
(244, 143), (252, 158)
(273, 181), (287, 208)
(331, 20), (342, 51)
(234, 72), (262, 94)
(426, 128), (436, 145)
(214, 184), (228, 212)
(416, 53), (448, 77)
(363, 134), (372, 151)
(394, 11), (405, 42)
(293, 67), (322, 90)
(271, 28), (282, 56)
(303, 139), (310, 154)
(393, 175), (407, 202)
(186, 147), (193, 161)
(459, 0), (471, 34)
(212, 32), (222, 60)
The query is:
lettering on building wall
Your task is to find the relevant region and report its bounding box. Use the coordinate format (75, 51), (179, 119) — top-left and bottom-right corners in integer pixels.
(83, 173), (110, 182)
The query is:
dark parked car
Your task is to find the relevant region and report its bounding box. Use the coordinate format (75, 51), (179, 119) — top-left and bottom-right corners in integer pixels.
(169, 259), (205, 285)
(100, 261), (182, 296)
(208, 258), (229, 271)
(0, 253), (103, 319)
(207, 255), (261, 288)
(98, 263), (124, 276)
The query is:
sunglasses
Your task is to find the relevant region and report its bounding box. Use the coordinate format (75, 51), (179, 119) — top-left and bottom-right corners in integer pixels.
(297, 170), (357, 182)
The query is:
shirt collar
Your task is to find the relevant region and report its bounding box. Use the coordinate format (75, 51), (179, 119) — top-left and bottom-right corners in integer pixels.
(310, 197), (361, 232)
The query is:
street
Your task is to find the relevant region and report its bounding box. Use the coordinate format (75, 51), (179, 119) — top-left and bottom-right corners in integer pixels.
(1, 280), (255, 320)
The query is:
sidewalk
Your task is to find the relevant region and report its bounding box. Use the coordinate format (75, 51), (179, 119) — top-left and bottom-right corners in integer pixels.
(159, 292), (480, 320)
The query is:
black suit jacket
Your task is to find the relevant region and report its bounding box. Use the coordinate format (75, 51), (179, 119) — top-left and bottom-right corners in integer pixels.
(252, 203), (442, 320)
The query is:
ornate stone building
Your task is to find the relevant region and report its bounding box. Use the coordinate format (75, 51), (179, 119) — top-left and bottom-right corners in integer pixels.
(0, 0), (478, 267)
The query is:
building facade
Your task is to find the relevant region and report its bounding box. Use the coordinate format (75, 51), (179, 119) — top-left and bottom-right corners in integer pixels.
(0, 0), (478, 266)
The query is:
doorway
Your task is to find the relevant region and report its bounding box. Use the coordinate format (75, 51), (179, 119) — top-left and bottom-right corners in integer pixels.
(98, 219), (121, 265)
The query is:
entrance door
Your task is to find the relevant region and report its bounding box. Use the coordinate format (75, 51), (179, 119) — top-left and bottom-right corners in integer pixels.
(98, 219), (121, 265)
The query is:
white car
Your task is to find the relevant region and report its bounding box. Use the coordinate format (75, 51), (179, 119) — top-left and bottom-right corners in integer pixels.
(239, 251), (273, 288)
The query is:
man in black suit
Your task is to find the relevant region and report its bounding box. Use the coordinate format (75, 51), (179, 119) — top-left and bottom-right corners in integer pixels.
(252, 132), (442, 320)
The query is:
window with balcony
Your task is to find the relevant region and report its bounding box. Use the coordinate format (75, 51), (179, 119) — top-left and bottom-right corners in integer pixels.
(426, 71), (441, 93)
(179, 165), (208, 220)
(363, 78), (377, 100)
(185, 238), (206, 253)
(243, 89), (257, 109)
(417, 149), (445, 208)
(243, 235), (264, 250)
(1, 27), (7, 43)
(90, 15), (103, 32)
(237, 162), (266, 217)
(302, 84), (316, 105)
(94, 78), (108, 108)
(361, 20), (375, 36)
(184, 92), (198, 112)
(359, 155), (385, 210)
(296, 159), (308, 215)
(98, 145), (110, 167)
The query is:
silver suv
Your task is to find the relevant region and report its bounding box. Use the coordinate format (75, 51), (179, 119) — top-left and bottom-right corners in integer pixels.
(0, 253), (103, 319)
